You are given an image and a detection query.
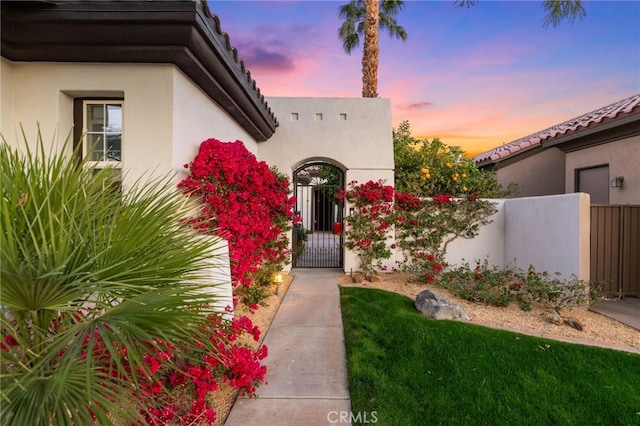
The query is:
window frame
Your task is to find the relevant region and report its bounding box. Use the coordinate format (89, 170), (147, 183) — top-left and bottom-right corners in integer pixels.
(73, 97), (124, 169)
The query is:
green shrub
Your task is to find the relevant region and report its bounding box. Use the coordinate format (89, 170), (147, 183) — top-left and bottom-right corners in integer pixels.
(251, 262), (279, 287)
(1, 130), (226, 425)
(438, 259), (602, 314)
(439, 259), (522, 308)
(521, 266), (603, 314)
(239, 284), (271, 308)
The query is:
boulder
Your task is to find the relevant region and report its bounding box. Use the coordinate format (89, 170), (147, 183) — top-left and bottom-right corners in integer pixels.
(351, 273), (365, 283)
(415, 290), (469, 321)
(565, 317), (585, 331)
(550, 311), (564, 325)
(369, 275), (382, 283)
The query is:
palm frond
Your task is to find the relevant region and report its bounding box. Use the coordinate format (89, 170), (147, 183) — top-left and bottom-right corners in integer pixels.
(542, 0), (586, 28)
(1, 127), (228, 424)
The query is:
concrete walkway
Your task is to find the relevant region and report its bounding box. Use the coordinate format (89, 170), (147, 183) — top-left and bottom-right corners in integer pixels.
(225, 269), (351, 426)
(589, 296), (640, 331)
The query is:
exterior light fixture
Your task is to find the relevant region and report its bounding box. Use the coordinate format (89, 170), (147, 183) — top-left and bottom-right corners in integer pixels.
(610, 176), (624, 188)
(273, 273), (284, 296)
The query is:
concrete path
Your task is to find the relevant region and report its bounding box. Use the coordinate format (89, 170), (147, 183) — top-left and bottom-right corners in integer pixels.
(589, 296), (640, 331)
(225, 269), (351, 426)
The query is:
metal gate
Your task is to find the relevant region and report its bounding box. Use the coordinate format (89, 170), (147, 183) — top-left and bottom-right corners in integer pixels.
(292, 163), (344, 268)
(591, 205), (640, 296)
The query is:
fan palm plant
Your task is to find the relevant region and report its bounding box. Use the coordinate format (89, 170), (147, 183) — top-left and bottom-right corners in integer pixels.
(1, 130), (227, 425)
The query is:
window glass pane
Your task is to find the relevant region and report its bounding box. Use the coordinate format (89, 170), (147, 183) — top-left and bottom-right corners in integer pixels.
(87, 104), (105, 132)
(105, 104), (122, 133)
(84, 101), (123, 163)
(106, 134), (122, 161)
(86, 134), (104, 161)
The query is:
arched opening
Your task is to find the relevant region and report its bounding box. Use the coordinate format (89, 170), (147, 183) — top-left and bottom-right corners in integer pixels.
(292, 161), (344, 268)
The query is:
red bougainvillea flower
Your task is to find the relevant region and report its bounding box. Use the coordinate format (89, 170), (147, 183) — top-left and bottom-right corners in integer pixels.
(179, 138), (295, 287)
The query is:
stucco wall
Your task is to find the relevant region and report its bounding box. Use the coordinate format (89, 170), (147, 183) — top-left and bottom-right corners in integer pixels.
(260, 97), (394, 179)
(504, 192), (590, 280)
(0, 59), (253, 314)
(171, 68), (259, 182)
(565, 135), (640, 205)
(495, 147), (565, 197)
(260, 97), (395, 274)
(382, 193), (589, 281)
(445, 199), (506, 268)
(0, 60), (258, 187)
(1, 59), (13, 138)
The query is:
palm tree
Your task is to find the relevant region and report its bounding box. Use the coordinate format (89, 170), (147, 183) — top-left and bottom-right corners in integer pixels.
(1, 131), (227, 425)
(340, 0), (586, 97)
(338, 0), (408, 98)
(455, 0), (587, 28)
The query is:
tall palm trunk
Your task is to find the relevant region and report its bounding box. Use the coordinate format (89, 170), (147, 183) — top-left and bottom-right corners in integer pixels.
(362, 0), (379, 97)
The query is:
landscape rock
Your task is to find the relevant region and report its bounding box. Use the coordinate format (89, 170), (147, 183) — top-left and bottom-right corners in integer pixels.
(351, 273), (365, 283)
(415, 290), (469, 321)
(565, 317), (585, 331)
(550, 312), (564, 325)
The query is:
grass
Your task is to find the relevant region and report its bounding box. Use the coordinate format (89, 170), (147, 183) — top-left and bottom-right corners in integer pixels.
(340, 286), (640, 425)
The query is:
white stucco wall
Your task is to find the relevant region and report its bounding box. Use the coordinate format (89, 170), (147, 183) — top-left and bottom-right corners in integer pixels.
(259, 97), (394, 179)
(0, 60), (258, 187)
(171, 68), (258, 182)
(445, 199), (506, 268)
(381, 194), (588, 281)
(1, 59), (13, 139)
(260, 97), (395, 273)
(504, 192), (590, 280)
(0, 59), (264, 315)
(198, 236), (234, 319)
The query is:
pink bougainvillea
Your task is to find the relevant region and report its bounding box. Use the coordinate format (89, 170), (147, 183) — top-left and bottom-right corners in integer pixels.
(179, 139), (295, 287)
(337, 180), (497, 282)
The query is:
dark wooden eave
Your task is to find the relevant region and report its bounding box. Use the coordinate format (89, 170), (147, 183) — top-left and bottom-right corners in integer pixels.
(1, 0), (278, 141)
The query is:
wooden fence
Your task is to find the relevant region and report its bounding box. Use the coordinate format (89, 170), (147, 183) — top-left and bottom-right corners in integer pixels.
(590, 205), (640, 296)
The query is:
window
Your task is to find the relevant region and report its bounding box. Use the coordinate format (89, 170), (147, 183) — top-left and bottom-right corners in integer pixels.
(83, 100), (123, 163)
(72, 98), (124, 188)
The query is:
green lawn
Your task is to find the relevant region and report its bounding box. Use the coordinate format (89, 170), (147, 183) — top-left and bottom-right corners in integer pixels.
(340, 286), (640, 426)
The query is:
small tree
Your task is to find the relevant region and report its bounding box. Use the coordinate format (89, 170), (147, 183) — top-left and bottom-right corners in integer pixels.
(337, 180), (395, 279)
(394, 192), (497, 281)
(393, 120), (518, 197)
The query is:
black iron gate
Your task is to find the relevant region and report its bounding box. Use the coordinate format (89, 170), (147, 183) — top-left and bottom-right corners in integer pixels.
(292, 163), (344, 268)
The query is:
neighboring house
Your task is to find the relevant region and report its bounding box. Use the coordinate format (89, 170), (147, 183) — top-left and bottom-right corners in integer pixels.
(475, 95), (640, 296)
(474, 94), (640, 205)
(0, 0), (393, 275)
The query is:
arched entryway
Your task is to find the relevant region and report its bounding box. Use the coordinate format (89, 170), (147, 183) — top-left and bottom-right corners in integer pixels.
(292, 161), (344, 268)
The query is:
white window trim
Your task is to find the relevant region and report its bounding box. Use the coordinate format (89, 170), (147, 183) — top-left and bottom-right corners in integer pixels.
(82, 100), (124, 170)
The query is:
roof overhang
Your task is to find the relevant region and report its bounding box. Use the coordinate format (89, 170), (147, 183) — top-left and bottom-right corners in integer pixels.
(476, 108), (640, 170)
(1, 0), (278, 141)
(542, 112), (640, 152)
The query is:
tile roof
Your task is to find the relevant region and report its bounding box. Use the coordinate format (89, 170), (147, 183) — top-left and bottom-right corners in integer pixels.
(1, 0), (278, 141)
(474, 94), (640, 166)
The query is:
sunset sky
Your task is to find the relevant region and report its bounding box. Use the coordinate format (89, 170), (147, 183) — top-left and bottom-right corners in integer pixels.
(210, 1), (640, 156)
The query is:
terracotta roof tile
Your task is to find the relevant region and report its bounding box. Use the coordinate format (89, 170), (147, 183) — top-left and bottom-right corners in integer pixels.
(474, 94), (640, 165)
